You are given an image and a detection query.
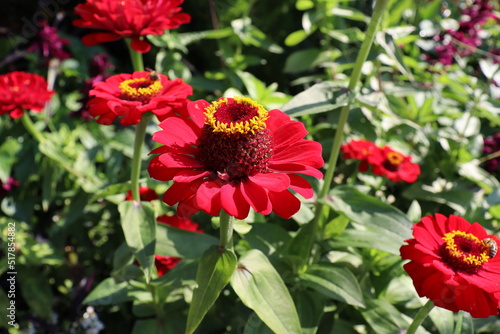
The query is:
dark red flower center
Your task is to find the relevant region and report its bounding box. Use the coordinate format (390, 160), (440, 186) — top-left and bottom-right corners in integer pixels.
(382, 151), (404, 171)
(119, 77), (163, 102)
(197, 97), (273, 182)
(440, 230), (490, 274)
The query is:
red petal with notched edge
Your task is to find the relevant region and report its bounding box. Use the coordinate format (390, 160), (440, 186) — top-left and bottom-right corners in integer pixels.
(240, 179), (271, 215)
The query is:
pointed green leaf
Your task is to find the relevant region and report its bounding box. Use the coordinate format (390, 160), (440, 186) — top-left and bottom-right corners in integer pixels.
(299, 263), (364, 307)
(186, 246), (237, 334)
(230, 249), (302, 334)
(156, 224), (218, 259)
(281, 81), (353, 116)
(118, 201), (156, 282)
(83, 277), (131, 305)
(294, 290), (326, 334)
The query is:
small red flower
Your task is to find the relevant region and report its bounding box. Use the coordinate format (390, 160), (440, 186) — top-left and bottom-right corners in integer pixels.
(148, 97), (324, 219)
(400, 214), (500, 318)
(125, 186), (159, 201)
(340, 139), (379, 172)
(154, 215), (203, 276)
(28, 20), (70, 61)
(341, 139), (420, 183)
(0, 72), (54, 119)
(73, 0), (190, 53)
(87, 71), (192, 125)
(370, 146), (420, 183)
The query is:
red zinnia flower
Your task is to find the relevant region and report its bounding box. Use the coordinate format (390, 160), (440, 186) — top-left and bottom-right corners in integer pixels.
(340, 139), (379, 172)
(125, 186), (159, 201)
(87, 71), (192, 125)
(154, 215), (204, 276)
(0, 72), (54, 119)
(148, 96), (324, 219)
(400, 214), (500, 318)
(370, 146), (420, 183)
(73, 0), (191, 53)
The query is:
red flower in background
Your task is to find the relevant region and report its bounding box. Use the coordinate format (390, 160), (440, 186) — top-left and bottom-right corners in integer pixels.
(400, 214), (500, 318)
(87, 71), (192, 125)
(341, 139), (420, 183)
(155, 215), (204, 276)
(340, 139), (379, 172)
(0, 72), (54, 119)
(370, 146), (421, 183)
(125, 186), (159, 201)
(148, 96), (324, 219)
(73, 0), (190, 53)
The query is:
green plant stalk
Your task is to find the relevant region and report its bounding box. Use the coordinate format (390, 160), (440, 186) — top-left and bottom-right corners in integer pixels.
(406, 299), (434, 334)
(453, 311), (463, 334)
(126, 38), (145, 72)
(130, 114), (151, 202)
(21, 112), (46, 143)
(219, 210), (234, 251)
(305, 0), (390, 260)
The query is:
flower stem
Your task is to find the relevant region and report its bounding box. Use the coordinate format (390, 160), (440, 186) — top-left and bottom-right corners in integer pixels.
(453, 311), (463, 334)
(130, 114), (152, 201)
(219, 210), (234, 251)
(406, 299), (434, 334)
(305, 0), (390, 260)
(126, 38), (145, 72)
(319, 0), (389, 200)
(21, 112), (46, 143)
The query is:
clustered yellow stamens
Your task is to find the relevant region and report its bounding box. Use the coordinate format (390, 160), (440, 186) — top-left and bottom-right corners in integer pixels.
(119, 78), (163, 101)
(204, 96), (269, 135)
(387, 151), (404, 165)
(442, 231), (489, 270)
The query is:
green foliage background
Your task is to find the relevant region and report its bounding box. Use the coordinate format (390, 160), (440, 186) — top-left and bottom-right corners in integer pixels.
(1, 0), (500, 333)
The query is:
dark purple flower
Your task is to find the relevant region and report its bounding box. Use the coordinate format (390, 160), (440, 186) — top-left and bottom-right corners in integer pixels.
(483, 133), (500, 173)
(28, 21), (70, 61)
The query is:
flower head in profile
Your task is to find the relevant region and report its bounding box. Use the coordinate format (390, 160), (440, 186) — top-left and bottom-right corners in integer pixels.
(341, 139), (420, 183)
(0, 71), (54, 119)
(400, 214), (500, 318)
(73, 0), (190, 53)
(87, 71), (192, 125)
(124, 186), (159, 201)
(370, 146), (420, 183)
(155, 215), (204, 276)
(340, 139), (379, 172)
(148, 97), (324, 219)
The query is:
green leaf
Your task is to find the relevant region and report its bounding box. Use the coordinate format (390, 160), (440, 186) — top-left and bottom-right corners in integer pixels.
(458, 161), (500, 194)
(83, 277), (150, 305)
(331, 6), (369, 23)
(284, 30), (310, 47)
(281, 81), (353, 116)
(156, 224), (218, 259)
(361, 299), (428, 334)
(293, 290), (326, 334)
(299, 264), (364, 307)
(118, 201), (156, 282)
(186, 246), (237, 334)
(230, 249), (302, 334)
(326, 185), (413, 240)
(18, 268), (53, 318)
(0, 138), (21, 183)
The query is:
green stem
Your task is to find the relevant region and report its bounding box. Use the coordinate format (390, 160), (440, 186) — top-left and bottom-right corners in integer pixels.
(304, 0), (390, 261)
(219, 210), (234, 251)
(21, 112), (46, 143)
(319, 0), (389, 200)
(126, 38), (145, 72)
(453, 311), (463, 334)
(130, 114), (152, 202)
(406, 299), (434, 334)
